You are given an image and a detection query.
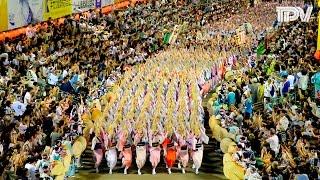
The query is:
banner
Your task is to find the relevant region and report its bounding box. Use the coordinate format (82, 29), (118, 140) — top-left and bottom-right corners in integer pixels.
(95, 0), (101, 8)
(101, 0), (113, 6)
(0, 0), (8, 31)
(73, 0), (113, 12)
(43, 0), (73, 20)
(8, 0), (44, 30)
(1, 0), (120, 32)
(73, 0), (95, 12)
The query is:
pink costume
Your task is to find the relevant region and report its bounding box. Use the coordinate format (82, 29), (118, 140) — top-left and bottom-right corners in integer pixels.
(117, 131), (127, 152)
(117, 131), (132, 174)
(211, 64), (218, 87)
(91, 136), (104, 173)
(176, 134), (189, 173)
(201, 82), (211, 96)
(149, 133), (163, 175)
(122, 144), (132, 174)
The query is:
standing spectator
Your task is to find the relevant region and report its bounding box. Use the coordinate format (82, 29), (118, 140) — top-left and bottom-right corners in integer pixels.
(266, 128), (280, 157)
(24, 157), (37, 180)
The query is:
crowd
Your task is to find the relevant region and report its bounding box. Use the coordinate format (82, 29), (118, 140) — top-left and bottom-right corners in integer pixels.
(208, 9), (320, 180)
(0, 0), (317, 179)
(0, 0), (247, 179)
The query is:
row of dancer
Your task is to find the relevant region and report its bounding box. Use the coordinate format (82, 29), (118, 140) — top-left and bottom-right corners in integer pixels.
(82, 48), (212, 175)
(91, 126), (208, 175)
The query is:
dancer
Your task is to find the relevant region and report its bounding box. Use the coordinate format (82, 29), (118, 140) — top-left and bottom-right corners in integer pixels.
(134, 129), (148, 175)
(191, 128), (208, 175)
(176, 132), (189, 174)
(122, 143), (132, 175)
(105, 136), (117, 174)
(136, 142), (147, 175)
(163, 135), (177, 174)
(192, 139), (203, 174)
(91, 133), (104, 173)
(149, 130), (164, 175)
(118, 129), (133, 175)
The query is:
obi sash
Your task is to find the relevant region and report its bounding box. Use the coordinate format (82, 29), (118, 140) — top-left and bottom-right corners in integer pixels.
(94, 143), (102, 150)
(137, 142), (146, 147)
(111, 142), (117, 147)
(195, 143), (202, 151)
(181, 145), (188, 151)
(167, 143), (174, 148)
(152, 142), (159, 147)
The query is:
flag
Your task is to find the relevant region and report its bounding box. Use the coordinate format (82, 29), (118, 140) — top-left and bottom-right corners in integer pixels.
(163, 32), (172, 45)
(256, 41), (266, 55)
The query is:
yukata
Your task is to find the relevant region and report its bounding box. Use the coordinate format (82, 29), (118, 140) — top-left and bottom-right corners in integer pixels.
(162, 138), (177, 169)
(91, 136), (104, 169)
(176, 133), (189, 170)
(191, 137), (204, 173)
(149, 133), (163, 169)
(105, 138), (117, 173)
(135, 133), (148, 171)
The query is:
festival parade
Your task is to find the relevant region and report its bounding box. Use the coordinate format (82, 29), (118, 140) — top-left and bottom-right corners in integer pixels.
(0, 0), (320, 179)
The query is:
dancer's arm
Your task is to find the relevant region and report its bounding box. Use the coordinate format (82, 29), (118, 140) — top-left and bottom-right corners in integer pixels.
(91, 137), (97, 150)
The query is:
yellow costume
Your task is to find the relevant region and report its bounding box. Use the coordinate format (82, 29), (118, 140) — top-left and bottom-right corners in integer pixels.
(223, 153), (245, 180)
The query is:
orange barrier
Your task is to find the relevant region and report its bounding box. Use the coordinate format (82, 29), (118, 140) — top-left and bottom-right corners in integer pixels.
(0, 0), (146, 42)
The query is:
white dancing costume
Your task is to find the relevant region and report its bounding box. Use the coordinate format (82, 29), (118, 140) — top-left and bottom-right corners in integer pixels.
(106, 146), (117, 174)
(192, 144), (204, 169)
(136, 143), (147, 175)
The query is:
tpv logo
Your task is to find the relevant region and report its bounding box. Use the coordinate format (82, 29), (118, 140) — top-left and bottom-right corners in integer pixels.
(276, 6), (313, 22)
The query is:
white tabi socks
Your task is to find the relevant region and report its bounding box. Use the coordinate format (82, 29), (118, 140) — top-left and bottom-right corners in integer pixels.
(76, 158), (81, 168)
